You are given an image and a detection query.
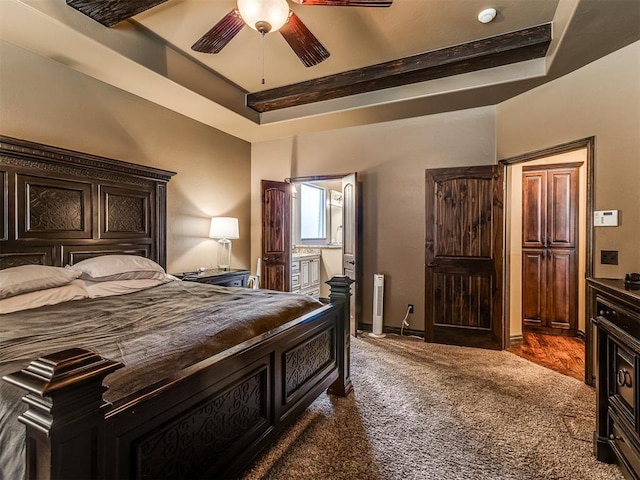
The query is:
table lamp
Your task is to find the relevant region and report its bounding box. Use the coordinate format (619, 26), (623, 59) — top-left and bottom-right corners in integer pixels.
(209, 217), (239, 270)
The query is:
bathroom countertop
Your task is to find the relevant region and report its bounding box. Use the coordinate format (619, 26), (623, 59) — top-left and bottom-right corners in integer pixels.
(292, 253), (321, 260)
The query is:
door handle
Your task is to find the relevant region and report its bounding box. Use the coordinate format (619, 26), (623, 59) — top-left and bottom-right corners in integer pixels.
(427, 262), (439, 267)
(617, 368), (633, 388)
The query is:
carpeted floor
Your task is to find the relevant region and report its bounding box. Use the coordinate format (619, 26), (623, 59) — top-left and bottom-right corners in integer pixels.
(242, 335), (622, 480)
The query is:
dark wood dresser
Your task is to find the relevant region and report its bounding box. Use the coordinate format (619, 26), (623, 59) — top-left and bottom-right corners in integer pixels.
(176, 268), (250, 287)
(589, 278), (640, 479)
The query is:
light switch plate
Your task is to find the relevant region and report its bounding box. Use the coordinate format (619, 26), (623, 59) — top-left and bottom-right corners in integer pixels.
(594, 210), (619, 227)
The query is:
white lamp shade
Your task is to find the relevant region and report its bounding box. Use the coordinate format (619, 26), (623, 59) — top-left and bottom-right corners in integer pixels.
(237, 0), (290, 33)
(209, 217), (239, 239)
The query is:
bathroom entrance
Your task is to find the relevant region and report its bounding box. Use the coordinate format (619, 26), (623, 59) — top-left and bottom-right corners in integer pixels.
(261, 173), (360, 334)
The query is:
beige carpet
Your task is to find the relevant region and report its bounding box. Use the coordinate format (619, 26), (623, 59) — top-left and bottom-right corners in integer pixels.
(242, 336), (622, 480)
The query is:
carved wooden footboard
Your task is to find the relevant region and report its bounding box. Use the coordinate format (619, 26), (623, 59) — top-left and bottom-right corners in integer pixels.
(1, 136), (355, 479)
(4, 276), (353, 480)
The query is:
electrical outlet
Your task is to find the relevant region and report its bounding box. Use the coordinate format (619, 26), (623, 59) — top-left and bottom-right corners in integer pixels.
(408, 304), (414, 314)
(601, 250), (618, 265)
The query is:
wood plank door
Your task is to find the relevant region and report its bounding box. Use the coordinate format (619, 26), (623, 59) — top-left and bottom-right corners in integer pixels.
(342, 173), (359, 335)
(522, 165), (578, 335)
(261, 180), (291, 292)
(425, 165), (504, 350)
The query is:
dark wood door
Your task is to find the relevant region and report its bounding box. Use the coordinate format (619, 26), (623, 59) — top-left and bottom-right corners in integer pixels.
(522, 171), (546, 248)
(522, 165), (578, 335)
(261, 180), (291, 292)
(425, 165), (504, 350)
(522, 249), (545, 324)
(342, 173), (359, 335)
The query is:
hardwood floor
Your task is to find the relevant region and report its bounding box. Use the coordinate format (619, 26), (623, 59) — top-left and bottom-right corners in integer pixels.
(507, 332), (585, 381)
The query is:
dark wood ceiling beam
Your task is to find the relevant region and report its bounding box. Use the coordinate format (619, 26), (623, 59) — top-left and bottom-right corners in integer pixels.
(247, 24), (551, 113)
(66, 0), (169, 27)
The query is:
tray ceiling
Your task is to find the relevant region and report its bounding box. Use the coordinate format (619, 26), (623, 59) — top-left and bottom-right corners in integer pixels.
(1, 0), (638, 142)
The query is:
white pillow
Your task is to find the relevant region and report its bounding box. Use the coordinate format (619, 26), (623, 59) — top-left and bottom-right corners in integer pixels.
(0, 280), (88, 314)
(0, 265), (81, 299)
(69, 255), (165, 282)
(82, 276), (174, 298)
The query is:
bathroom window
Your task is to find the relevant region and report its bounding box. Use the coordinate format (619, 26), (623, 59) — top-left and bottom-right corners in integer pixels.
(300, 183), (326, 240)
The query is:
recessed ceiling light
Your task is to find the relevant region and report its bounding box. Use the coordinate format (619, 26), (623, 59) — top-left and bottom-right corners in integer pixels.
(478, 8), (497, 24)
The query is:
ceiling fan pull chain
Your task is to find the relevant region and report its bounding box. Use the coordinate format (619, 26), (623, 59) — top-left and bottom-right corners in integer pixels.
(261, 33), (266, 85)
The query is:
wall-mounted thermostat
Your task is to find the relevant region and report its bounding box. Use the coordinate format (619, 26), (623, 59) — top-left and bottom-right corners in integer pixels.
(594, 210), (620, 227)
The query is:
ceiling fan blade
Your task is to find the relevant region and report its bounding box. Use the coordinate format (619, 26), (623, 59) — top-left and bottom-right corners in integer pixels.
(191, 10), (245, 54)
(291, 0), (392, 6)
(66, 0), (169, 27)
(279, 12), (330, 67)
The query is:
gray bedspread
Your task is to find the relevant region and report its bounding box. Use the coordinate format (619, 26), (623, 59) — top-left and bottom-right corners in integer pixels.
(0, 280), (323, 480)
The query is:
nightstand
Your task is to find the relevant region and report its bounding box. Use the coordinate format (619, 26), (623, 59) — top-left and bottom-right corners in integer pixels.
(175, 268), (250, 287)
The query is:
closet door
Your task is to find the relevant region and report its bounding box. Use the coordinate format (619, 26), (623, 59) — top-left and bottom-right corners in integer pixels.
(522, 171), (546, 249)
(522, 170), (547, 328)
(546, 248), (576, 330)
(522, 248), (546, 328)
(521, 165), (578, 335)
(547, 168), (578, 249)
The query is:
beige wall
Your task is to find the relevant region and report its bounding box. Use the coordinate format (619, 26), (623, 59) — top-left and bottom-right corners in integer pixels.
(0, 42), (252, 274)
(498, 41), (640, 278)
(251, 107), (496, 331)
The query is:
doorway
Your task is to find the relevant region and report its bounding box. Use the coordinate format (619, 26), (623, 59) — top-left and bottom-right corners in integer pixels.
(290, 178), (344, 299)
(261, 173), (360, 335)
(501, 138), (595, 384)
(521, 163), (581, 336)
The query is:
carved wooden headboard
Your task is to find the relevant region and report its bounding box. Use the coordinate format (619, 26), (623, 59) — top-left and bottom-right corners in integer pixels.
(0, 136), (176, 269)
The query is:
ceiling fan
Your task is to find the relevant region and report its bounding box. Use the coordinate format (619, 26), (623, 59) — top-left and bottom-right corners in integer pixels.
(67, 0), (393, 68)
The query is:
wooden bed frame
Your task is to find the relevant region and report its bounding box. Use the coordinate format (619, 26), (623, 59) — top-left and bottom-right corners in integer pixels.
(0, 136), (353, 479)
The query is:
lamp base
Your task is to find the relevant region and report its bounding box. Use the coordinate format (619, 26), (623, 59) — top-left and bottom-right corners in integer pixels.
(217, 238), (232, 270)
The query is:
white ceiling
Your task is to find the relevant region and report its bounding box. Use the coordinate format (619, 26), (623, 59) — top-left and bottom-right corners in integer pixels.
(1, 0), (638, 142)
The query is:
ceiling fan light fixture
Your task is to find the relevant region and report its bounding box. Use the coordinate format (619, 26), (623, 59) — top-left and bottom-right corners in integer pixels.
(238, 0), (290, 34)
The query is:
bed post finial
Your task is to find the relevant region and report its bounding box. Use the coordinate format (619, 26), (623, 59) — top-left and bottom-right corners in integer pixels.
(3, 348), (123, 480)
(326, 275), (355, 397)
